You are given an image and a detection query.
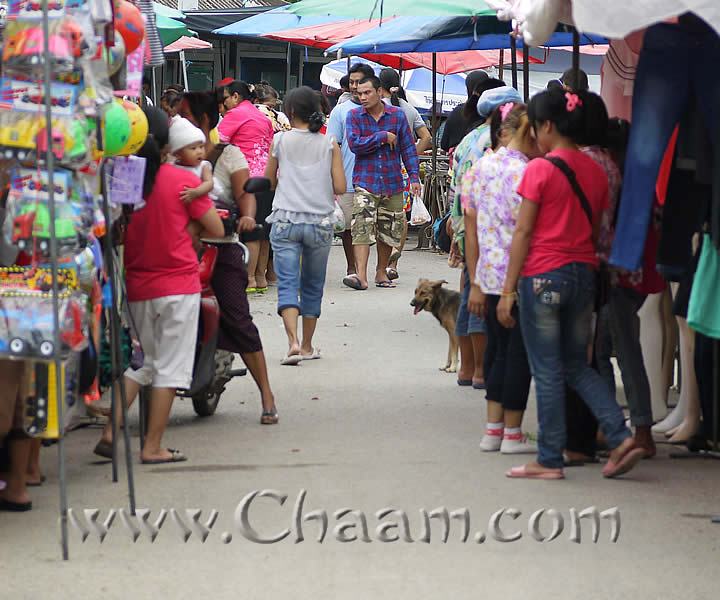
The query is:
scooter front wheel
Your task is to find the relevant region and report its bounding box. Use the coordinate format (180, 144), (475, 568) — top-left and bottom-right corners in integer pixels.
(192, 389), (221, 417)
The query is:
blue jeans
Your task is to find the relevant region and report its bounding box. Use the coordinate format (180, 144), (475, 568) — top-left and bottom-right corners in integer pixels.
(610, 18), (720, 270)
(269, 222), (333, 318)
(455, 267), (487, 337)
(595, 287), (653, 427)
(519, 263), (630, 469)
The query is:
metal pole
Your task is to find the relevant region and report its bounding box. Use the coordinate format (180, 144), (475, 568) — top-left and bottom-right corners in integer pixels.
(713, 339), (719, 452)
(510, 35), (518, 90)
(522, 45), (530, 102)
(42, 0), (68, 561)
(101, 162), (137, 515)
(298, 47), (304, 88)
(498, 48), (504, 81)
(285, 43), (292, 93)
(431, 52), (437, 177)
(572, 29), (580, 88)
(180, 50), (189, 91)
(151, 67), (158, 106)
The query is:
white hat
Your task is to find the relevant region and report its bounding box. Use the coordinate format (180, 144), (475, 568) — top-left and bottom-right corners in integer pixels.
(169, 117), (206, 154)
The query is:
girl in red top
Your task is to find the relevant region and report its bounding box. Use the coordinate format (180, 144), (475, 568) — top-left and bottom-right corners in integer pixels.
(497, 88), (643, 480)
(94, 108), (223, 465)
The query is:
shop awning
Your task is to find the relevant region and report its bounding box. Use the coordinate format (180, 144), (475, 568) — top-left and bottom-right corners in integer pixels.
(213, 7), (342, 38)
(285, 0), (497, 18)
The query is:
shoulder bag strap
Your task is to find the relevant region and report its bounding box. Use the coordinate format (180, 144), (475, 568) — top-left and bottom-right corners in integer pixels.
(543, 156), (593, 228)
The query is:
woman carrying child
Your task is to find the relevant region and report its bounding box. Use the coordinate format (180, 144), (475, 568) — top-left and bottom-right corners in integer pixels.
(497, 87), (644, 480)
(264, 87), (346, 365)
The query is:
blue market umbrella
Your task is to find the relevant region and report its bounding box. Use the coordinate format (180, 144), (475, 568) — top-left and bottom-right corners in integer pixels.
(213, 7), (343, 37)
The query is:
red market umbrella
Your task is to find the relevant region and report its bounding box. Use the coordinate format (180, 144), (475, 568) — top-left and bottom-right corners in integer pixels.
(263, 20), (536, 74)
(163, 36), (213, 53)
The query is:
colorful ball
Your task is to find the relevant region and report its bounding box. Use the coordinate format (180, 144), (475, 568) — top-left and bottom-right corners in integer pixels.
(103, 35), (125, 76)
(118, 100), (149, 155)
(114, 0), (144, 55)
(102, 100), (131, 157)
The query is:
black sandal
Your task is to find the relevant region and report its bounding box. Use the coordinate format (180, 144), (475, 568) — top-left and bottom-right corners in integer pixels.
(261, 409), (279, 425)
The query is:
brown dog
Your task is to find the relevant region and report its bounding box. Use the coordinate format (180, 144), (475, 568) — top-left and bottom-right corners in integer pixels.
(410, 279), (461, 373)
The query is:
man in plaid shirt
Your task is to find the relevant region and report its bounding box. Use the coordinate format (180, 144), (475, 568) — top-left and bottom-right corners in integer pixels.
(343, 76), (421, 290)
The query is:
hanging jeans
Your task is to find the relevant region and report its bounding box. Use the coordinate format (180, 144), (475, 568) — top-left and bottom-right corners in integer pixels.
(519, 263), (631, 469)
(609, 17), (720, 271)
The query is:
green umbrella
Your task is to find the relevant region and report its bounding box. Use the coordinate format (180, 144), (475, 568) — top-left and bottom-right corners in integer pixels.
(156, 15), (197, 46)
(152, 1), (186, 20)
(285, 0), (496, 18)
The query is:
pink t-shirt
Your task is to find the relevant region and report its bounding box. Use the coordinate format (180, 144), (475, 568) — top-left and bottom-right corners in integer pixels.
(124, 164), (213, 302)
(517, 148), (609, 277)
(217, 100), (274, 177)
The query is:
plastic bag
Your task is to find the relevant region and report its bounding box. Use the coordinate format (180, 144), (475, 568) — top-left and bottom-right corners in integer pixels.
(410, 195), (431, 226)
(333, 198), (346, 233)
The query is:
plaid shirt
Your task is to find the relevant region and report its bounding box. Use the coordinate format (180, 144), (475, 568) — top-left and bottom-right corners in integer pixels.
(346, 103), (420, 197)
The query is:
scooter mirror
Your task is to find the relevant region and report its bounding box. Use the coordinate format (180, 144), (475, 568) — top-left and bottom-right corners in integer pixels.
(244, 177), (271, 194)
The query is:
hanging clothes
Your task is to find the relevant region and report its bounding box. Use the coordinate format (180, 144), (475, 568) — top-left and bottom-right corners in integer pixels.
(609, 14), (720, 271)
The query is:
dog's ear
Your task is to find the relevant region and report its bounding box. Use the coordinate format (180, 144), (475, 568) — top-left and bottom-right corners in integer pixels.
(431, 280), (448, 288)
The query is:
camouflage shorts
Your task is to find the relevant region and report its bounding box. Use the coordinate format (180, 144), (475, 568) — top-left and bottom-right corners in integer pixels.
(351, 187), (405, 247)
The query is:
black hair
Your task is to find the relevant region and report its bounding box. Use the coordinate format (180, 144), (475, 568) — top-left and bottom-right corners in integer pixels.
(164, 83), (185, 94)
(160, 88), (183, 111)
(225, 80), (256, 102)
(378, 68), (407, 107)
(142, 76), (151, 87)
(463, 77), (505, 121)
(606, 118), (630, 174)
(561, 68), (589, 92)
(255, 83), (280, 105)
(348, 63), (375, 79)
(284, 86), (325, 133)
(339, 75), (350, 91)
(465, 70), (489, 96)
(546, 79), (564, 92)
(137, 107), (170, 198)
(183, 91), (220, 131)
(358, 75), (382, 90)
(575, 91), (609, 147)
(315, 90), (331, 116)
(527, 86), (590, 144)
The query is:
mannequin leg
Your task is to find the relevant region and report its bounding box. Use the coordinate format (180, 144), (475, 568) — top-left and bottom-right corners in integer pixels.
(666, 318), (701, 442)
(661, 288), (678, 404)
(638, 292), (668, 421)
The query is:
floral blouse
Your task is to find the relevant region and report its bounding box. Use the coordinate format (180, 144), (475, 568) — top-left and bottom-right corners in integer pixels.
(460, 146), (528, 295)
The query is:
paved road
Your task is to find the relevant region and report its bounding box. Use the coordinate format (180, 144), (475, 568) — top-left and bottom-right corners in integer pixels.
(2, 244), (719, 599)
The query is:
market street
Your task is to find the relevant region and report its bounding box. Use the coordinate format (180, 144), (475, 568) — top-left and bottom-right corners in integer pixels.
(2, 244), (718, 599)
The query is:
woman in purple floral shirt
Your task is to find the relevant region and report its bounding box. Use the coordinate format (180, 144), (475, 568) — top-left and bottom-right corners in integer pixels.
(460, 103), (540, 455)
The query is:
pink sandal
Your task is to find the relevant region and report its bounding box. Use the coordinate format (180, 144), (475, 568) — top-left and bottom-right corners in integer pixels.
(506, 464), (564, 480)
(602, 446), (645, 479)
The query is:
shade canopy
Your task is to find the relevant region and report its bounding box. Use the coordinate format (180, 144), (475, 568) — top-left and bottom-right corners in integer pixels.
(285, 0), (497, 18)
(163, 36), (213, 53)
(157, 15), (197, 46)
(213, 7), (341, 38)
(152, 2), (185, 20)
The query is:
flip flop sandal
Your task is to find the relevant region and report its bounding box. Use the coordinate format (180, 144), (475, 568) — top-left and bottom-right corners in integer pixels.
(281, 354), (302, 366)
(26, 475), (46, 487)
(457, 379), (473, 386)
(261, 409), (279, 425)
(563, 455), (600, 467)
(93, 439), (113, 460)
(142, 449), (187, 465)
(386, 267), (399, 281)
(300, 348), (322, 360)
(602, 447), (645, 478)
(506, 465), (564, 480)
(375, 281), (397, 289)
(246, 287), (259, 294)
(472, 381), (486, 390)
(0, 498), (32, 512)
(256, 287), (269, 293)
(342, 275), (367, 290)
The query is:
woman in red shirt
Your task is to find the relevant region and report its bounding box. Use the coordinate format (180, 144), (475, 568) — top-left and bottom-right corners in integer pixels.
(497, 88), (643, 480)
(94, 108), (223, 464)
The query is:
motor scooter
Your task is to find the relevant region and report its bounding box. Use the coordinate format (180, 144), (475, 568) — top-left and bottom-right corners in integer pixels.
(176, 176), (271, 417)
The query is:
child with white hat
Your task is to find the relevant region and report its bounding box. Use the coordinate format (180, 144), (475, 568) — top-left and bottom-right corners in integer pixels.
(169, 117), (216, 202)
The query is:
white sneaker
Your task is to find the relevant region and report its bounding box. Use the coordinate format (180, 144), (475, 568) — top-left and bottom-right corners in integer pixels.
(500, 434), (537, 455)
(479, 432), (503, 452)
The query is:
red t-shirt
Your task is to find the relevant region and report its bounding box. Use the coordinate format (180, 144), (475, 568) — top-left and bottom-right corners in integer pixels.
(124, 164), (213, 302)
(517, 149), (609, 277)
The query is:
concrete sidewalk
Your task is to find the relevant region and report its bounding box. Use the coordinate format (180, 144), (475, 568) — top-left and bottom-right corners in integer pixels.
(2, 244), (718, 599)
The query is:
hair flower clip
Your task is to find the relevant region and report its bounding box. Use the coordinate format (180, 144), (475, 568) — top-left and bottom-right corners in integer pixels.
(565, 92), (582, 112)
(499, 102), (515, 121)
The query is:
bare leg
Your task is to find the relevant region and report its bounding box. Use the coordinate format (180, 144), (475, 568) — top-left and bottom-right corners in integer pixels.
(504, 408), (525, 429)
(639, 292), (668, 422)
(341, 231), (356, 275)
(375, 241), (392, 284)
(99, 377), (142, 444)
(266, 256), (277, 284)
(246, 240), (260, 290)
(388, 220), (408, 270)
(141, 387), (176, 461)
(240, 350), (277, 414)
(1, 436), (31, 505)
(255, 240), (270, 289)
(353, 244), (370, 288)
(300, 317), (318, 355)
(470, 332), (486, 385)
(26, 438), (42, 484)
(280, 307), (301, 358)
(486, 399), (504, 424)
(458, 336), (474, 381)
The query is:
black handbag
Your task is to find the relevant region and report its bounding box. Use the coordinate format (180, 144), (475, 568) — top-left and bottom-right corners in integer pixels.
(543, 156), (610, 311)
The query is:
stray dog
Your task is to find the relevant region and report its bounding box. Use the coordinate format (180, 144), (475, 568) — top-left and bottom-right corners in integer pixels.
(410, 279), (461, 373)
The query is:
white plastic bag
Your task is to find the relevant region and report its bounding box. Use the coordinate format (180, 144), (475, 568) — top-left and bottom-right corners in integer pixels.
(333, 198), (346, 233)
(410, 195), (431, 226)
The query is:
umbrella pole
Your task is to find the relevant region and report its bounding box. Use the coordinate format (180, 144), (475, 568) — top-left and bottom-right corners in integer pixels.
(498, 49), (504, 81)
(522, 45), (530, 102)
(180, 50), (189, 91)
(572, 29), (580, 88)
(298, 49), (304, 88)
(510, 35), (518, 90)
(151, 67), (158, 106)
(285, 43), (292, 93)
